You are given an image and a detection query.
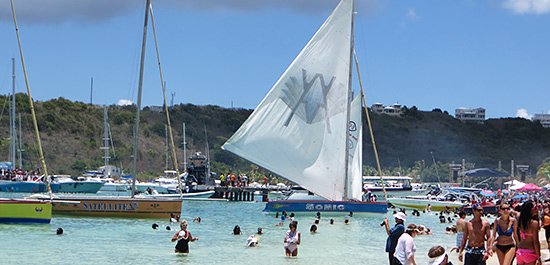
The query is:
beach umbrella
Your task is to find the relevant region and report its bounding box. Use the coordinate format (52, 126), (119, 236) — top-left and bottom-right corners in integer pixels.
(517, 183), (542, 192)
(512, 194), (528, 199)
(480, 189), (495, 197)
(463, 168), (509, 178)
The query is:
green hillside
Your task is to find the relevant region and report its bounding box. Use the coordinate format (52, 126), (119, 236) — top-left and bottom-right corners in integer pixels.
(1, 95), (549, 182)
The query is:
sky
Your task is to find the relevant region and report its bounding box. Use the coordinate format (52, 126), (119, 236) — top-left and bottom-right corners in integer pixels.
(0, 0), (549, 119)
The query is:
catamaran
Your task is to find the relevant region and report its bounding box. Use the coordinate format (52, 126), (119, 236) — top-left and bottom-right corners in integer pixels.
(222, 0), (387, 214)
(29, 0), (183, 218)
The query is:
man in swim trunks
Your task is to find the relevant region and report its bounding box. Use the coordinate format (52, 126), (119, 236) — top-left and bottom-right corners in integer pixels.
(458, 204), (493, 265)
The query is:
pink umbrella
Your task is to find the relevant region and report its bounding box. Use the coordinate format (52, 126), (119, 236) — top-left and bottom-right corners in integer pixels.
(516, 183), (542, 192)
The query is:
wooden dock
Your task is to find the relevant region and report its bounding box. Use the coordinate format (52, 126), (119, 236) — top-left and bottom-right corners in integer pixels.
(211, 187), (270, 202)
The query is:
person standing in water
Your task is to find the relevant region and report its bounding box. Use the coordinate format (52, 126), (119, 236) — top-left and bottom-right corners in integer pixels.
(491, 203), (518, 265)
(458, 204), (493, 265)
(385, 212), (406, 265)
(284, 221), (301, 257)
(171, 220), (199, 254)
(515, 201), (541, 265)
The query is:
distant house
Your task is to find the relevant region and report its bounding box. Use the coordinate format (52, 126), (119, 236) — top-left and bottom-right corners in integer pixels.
(371, 103), (402, 116)
(455, 107), (485, 123)
(533, 114), (550, 128)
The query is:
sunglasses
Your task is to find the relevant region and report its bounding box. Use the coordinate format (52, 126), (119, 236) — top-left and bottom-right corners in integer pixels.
(475, 208), (484, 212)
(500, 207), (510, 210)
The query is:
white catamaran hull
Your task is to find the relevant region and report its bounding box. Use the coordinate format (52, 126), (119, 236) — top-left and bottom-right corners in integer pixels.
(387, 197), (464, 211)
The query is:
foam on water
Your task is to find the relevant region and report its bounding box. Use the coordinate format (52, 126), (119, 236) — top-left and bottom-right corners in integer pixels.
(0, 193), (463, 265)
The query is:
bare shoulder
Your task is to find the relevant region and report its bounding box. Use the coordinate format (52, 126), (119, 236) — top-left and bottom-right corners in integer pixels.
(531, 220), (540, 229)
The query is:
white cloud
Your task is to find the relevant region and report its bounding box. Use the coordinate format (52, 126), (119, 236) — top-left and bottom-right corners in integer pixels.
(502, 0), (550, 15)
(117, 99), (133, 106)
(516, 108), (532, 119)
(406, 8), (419, 20)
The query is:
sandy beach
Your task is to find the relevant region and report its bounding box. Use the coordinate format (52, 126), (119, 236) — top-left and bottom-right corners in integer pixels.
(447, 229), (550, 265)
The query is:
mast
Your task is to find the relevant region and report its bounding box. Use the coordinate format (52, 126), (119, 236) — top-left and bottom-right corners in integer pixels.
(10, 58), (17, 166)
(204, 124), (210, 183)
(343, 0), (355, 200)
(10, 0), (51, 194)
(149, 3), (182, 194)
(18, 113), (23, 169)
(102, 106), (110, 168)
(183, 123), (187, 172)
(131, 0), (151, 198)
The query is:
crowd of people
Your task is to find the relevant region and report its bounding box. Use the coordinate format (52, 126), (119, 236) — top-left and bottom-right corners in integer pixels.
(0, 168), (42, 181)
(384, 191), (550, 265)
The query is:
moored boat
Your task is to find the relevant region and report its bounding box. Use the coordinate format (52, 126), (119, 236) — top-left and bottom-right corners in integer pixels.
(387, 197), (464, 212)
(49, 176), (104, 193)
(29, 195), (180, 218)
(0, 198), (52, 223)
(0, 180), (46, 193)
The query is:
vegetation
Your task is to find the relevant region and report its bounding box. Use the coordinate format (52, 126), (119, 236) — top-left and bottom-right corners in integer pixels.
(0, 95), (549, 183)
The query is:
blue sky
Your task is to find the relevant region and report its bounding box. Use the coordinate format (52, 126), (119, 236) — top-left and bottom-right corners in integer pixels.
(0, 0), (549, 118)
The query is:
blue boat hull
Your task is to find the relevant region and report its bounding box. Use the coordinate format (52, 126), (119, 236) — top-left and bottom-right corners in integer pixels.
(264, 200), (388, 214)
(0, 181), (47, 193)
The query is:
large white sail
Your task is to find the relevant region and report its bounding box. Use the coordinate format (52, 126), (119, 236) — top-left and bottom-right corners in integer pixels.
(348, 95), (363, 201)
(222, 0), (353, 201)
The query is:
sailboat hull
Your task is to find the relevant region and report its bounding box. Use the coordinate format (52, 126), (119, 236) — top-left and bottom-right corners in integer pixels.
(0, 199), (52, 223)
(44, 196), (182, 218)
(387, 198), (464, 212)
(264, 200), (388, 214)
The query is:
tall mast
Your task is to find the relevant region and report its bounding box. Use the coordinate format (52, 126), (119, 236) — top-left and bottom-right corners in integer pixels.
(102, 106), (110, 168)
(10, 0), (51, 194)
(18, 113), (24, 169)
(183, 123), (187, 172)
(204, 124), (210, 183)
(149, 3), (182, 194)
(343, 0), (355, 200)
(131, 0), (151, 198)
(10, 58), (17, 166)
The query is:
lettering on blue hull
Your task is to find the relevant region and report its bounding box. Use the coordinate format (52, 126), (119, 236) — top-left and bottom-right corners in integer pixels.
(306, 203), (345, 211)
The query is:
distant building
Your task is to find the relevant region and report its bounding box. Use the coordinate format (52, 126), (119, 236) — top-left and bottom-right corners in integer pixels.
(533, 114), (550, 128)
(455, 107), (485, 123)
(371, 103), (402, 116)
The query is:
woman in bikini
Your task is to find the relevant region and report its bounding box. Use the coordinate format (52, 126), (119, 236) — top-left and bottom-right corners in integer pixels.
(491, 203), (519, 265)
(515, 201), (541, 265)
(284, 221), (301, 256)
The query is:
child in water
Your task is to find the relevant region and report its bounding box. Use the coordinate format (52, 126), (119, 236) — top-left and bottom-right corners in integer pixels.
(284, 221), (301, 256)
(171, 220), (199, 254)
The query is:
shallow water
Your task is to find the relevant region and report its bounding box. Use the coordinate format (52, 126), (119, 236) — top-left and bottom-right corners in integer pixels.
(0, 192), (464, 265)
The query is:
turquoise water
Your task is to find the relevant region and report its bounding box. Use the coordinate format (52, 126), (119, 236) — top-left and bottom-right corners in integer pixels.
(0, 192), (464, 265)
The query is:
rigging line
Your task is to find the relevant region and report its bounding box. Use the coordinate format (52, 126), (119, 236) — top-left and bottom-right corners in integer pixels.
(353, 49), (387, 201)
(10, 0), (51, 195)
(149, 2), (182, 195)
(0, 95), (8, 123)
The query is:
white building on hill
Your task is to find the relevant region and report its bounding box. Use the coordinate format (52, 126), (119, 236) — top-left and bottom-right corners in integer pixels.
(371, 103), (402, 116)
(533, 114), (550, 128)
(455, 107), (485, 123)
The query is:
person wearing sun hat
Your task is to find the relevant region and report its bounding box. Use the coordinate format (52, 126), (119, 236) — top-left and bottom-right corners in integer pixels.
(428, 245), (452, 265)
(384, 212), (406, 265)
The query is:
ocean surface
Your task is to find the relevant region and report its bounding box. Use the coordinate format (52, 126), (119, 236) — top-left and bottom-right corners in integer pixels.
(1, 192), (465, 265)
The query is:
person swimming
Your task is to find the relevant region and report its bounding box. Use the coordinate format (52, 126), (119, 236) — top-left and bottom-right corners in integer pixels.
(233, 225), (242, 235)
(56, 228), (63, 235)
